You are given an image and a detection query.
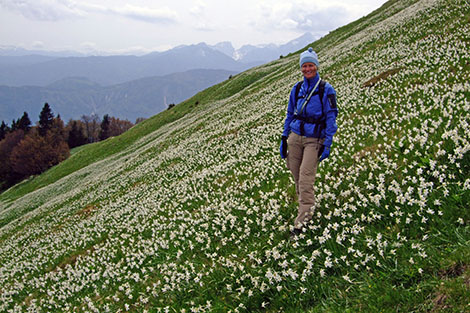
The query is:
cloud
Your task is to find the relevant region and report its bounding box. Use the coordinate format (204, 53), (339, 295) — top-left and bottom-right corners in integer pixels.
(31, 40), (45, 49)
(279, 19), (299, 29)
(0, 0), (178, 24)
(189, 1), (216, 31)
(193, 21), (216, 32)
(80, 41), (98, 51)
(294, 7), (350, 32)
(253, 1), (350, 34)
(111, 4), (177, 24)
(0, 0), (81, 21)
(190, 0), (207, 17)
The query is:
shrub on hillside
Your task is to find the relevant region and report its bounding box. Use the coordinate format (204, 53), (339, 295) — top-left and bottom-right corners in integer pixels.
(0, 117), (70, 191)
(10, 131), (69, 178)
(0, 130), (25, 189)
(108, 117), (133, 137)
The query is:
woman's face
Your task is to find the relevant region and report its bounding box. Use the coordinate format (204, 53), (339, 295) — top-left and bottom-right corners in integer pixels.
(301, 62), (317, 79)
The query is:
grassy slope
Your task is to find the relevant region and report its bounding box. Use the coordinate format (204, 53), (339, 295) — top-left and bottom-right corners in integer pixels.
(0, 0), (469, 311)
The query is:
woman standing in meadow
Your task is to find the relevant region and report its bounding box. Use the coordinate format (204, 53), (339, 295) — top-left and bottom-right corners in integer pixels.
(280, 47), (338, 238)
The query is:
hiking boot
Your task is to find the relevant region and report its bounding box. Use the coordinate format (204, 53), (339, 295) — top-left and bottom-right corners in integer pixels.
(290, 228), (302, 239)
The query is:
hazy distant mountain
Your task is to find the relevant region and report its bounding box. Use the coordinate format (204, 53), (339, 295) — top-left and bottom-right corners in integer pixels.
(0, 33), (315, 87)
(0, 44), (248, 87)
(0, 55), (58, 68)
(204, 32), (316, 64)
(0, 46), (87, 58)
(210, 42), (236, 58)
(0, 69), (235, 123)
(233, 32), (316, 63)
(278, 32), (317, 55)
(0, 33), (316, 123)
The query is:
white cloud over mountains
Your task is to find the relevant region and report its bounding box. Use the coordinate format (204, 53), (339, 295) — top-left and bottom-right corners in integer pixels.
(1, 0), (78, 21)
(188, 0), (216, 31)
(0, 0), (387, 53)
(0, 0), (178, 24)
(253, 1), (349, 35)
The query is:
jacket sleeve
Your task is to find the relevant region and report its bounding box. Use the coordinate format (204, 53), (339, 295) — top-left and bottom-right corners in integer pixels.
(322, 84), (338, 147)
(282, 83), (299, 137)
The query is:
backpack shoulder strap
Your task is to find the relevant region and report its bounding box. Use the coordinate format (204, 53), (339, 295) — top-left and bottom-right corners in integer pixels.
(318, 80), (326, 105)
(295, 80), (326, 104)
(294, 81), (302, 102)
(294, 79), (327, 107)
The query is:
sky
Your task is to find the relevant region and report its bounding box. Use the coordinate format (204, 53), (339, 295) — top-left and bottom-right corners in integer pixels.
(0, 0), (388, 55)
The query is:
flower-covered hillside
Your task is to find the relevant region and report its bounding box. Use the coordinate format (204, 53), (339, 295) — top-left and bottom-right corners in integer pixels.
(0, 0), (469, 311)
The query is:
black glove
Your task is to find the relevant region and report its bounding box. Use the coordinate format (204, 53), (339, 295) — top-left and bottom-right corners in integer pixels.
(280, 136), (288, 159)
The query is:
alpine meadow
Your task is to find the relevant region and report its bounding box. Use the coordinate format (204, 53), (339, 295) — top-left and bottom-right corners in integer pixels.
(1, 0), (469, 311)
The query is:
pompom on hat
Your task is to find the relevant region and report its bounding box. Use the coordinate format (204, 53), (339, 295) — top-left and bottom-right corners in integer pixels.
(299, 47), (319, 68)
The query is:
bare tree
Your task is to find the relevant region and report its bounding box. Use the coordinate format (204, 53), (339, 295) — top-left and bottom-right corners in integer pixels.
(81, 113), (100, 143)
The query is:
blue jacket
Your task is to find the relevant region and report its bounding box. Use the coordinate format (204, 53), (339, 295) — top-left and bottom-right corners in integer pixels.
(282, 73), (338, 147)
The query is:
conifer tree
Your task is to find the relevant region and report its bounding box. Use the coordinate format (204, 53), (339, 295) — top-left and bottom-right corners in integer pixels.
(68, 120), (88, 148)
(10, 119), (18, 132)
(38, 103), (54, 137)
(50, 116), (66, 139)
(17, 112), (32, 133)
(0, 121), (9, 141)
(99, 114), (111, 141)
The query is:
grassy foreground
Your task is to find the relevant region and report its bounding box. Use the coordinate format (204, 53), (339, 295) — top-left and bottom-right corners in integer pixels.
(0, 0), (469, 311)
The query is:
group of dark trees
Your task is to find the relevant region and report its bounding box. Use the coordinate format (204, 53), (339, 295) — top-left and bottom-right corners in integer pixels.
(0, 103), (135, 191)
(66, 113), (135, 148)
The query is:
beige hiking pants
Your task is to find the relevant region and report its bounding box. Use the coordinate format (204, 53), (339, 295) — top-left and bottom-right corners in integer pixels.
(286, 132), (324, 229)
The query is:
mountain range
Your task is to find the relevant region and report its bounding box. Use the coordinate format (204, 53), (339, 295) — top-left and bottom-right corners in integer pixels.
(0, 69), (236, 123)
(0, 33), (315, 122)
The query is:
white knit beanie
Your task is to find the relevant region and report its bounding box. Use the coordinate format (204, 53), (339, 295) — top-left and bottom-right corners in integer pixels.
(299, 47), (319, 68)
